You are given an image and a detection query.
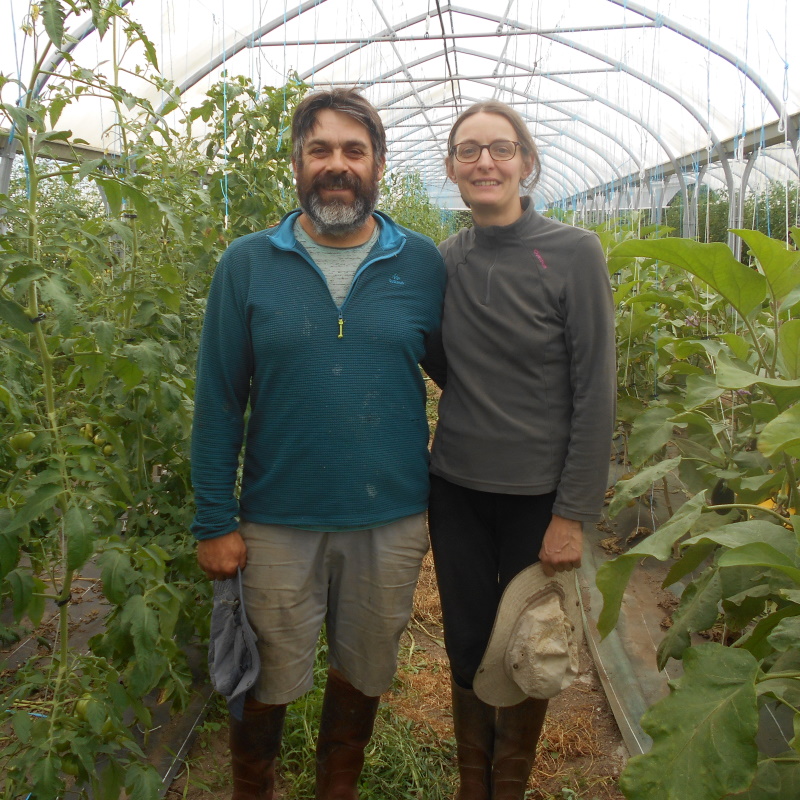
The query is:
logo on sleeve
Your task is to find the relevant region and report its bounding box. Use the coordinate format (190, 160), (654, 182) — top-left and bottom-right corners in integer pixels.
(533, 249), (548, 269)
(389, 273), (405, 285)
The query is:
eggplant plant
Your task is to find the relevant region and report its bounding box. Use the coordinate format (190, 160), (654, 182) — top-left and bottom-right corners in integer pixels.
(599, 230), (800, 800)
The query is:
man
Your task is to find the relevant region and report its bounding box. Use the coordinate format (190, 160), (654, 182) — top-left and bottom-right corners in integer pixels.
(190, 89), (445, 800)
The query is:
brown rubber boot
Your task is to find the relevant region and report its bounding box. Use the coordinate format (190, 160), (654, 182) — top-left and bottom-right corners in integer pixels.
(229, 696), (287, 800)
(491, 697), (549, 800)
(315, 670), (380, 800)
(450, 679), (495, 800)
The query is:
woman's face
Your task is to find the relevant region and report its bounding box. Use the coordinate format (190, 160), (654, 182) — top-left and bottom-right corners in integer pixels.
(446, 112), (532, 222)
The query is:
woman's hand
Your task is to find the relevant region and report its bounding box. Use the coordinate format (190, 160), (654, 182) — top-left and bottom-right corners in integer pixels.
(197, 529), (248, 580)
(538, 515), (583, 577)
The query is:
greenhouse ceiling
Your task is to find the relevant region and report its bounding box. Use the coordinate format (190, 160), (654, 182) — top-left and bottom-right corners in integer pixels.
(1, 0), (799, 214)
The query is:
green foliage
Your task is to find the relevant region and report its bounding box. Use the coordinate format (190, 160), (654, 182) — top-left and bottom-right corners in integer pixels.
(0, 3), (298, 796)
(595, 228), (800, 800)
(188, 72), (304, 237)
(280, 641), (456, 799)
(620, 644), (760, 800)
(380, 171), (462, 244)
(0, 5), (457, 796)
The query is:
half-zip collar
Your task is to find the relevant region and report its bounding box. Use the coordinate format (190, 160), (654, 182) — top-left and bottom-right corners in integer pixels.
(266, 209), (408, 312)
(472, 196), (535, 246)
(268, 209), (405, 261)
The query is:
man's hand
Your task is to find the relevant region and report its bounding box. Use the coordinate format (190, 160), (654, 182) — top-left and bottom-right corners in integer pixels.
(197, 529), (248, 580)
(538, 515), (583, 577)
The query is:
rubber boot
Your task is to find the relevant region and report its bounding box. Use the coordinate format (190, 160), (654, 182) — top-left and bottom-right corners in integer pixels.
(315, 670), (380, 800)
(450, 679), (495, 800)
(229, 695), (287, 800)
(491, 697), (549, 800)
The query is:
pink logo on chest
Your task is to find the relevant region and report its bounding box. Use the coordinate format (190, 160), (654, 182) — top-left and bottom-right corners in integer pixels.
(533, 249), (548, 269)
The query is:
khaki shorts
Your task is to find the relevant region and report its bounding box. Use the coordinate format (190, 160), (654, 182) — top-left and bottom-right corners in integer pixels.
(239, 513), (429, 705)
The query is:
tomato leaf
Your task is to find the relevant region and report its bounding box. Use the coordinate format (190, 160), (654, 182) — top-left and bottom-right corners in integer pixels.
(5, 483), (62, 534)
(65, 505), (94, 572)
(41, 0), (65, 48)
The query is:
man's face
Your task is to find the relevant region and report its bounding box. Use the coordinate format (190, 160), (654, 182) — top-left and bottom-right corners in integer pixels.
(293, 109), (384, 238)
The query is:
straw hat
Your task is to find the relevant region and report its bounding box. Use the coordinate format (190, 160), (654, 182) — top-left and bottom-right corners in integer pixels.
(473, 563), (582, 706)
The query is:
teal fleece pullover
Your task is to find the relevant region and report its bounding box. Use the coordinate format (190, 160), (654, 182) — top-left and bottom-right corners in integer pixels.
(191, 210), (446, 540)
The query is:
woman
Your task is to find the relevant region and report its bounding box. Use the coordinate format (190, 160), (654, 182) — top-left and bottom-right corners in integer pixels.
(427, 101), (616, 800)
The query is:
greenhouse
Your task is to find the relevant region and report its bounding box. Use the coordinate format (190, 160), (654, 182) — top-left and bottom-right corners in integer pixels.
(1, 1), (799, 799)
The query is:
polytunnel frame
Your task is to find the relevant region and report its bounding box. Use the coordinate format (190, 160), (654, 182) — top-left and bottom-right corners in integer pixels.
(278, 0), (782, 249)
(286, 5), (657, 189)
(288, 0), (797, 247)
(380, 69), (642, 210)
(1, 0), (797, 252)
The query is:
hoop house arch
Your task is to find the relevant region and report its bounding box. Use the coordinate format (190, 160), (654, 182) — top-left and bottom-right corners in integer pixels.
(1, 0), (799, 225)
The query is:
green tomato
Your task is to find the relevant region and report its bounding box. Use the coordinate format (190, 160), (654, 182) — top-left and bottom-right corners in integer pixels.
(103, 444), (114, 456)
(81, 424), (94, 441)
(9, 431), (35, 453)
(74, 693), (93, 719)
(60, 754), (81, 777)
(92, 434), (106, 447)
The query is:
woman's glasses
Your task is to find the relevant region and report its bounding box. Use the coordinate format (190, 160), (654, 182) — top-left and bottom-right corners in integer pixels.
(450, 141), (521, 163)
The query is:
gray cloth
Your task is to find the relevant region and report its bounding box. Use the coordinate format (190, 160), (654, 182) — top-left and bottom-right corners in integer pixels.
(430, 198), (616, 522)
(208, 567), (260, 720)
(294, 218), (379, 306)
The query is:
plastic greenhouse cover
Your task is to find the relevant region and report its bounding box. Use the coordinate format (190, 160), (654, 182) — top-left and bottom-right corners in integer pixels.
(1, 0), (799, 209)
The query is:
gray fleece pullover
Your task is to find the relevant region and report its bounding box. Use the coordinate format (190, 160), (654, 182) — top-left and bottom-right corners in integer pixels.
(429, 199), (616, 522)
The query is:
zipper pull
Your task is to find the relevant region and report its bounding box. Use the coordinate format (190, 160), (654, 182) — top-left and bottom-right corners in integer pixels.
(337, 316), (344, 339)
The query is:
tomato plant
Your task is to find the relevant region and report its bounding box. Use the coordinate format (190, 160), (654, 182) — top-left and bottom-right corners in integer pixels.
(0, 2), (302, 797)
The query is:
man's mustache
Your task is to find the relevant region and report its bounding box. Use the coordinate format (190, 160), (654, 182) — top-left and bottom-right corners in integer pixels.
(313, 173), (362, 192)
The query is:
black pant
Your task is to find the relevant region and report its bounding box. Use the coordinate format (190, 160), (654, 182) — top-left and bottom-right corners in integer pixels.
(428, 473), (556, 690)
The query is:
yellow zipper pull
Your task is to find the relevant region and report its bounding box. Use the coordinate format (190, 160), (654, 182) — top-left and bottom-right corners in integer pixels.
(337, 316), (344, 339)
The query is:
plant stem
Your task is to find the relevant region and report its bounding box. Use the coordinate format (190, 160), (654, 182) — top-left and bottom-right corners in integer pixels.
(758, 671), (800, 681)
(783, 454), (799, 511)
(661, 475), (674, 517)
(123, 213), (140, 328)
(771, 300), (780, 375)
(705, 503), (789, 523)
(740, 314), (771, 376)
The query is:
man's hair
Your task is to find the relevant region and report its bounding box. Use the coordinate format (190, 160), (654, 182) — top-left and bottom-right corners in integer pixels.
(292, 89), (387, 164)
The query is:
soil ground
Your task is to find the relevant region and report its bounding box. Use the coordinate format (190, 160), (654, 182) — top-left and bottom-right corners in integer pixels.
(168, 551), (627, 800)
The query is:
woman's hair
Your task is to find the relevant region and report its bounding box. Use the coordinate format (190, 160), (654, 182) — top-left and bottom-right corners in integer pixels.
(292, 89), (387, 164)
(446, 101), (541, 190)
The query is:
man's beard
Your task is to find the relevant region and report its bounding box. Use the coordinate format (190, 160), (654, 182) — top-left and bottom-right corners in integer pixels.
(296, 168), (380, 238)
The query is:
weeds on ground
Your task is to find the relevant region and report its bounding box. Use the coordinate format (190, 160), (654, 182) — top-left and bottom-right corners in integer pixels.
(181, 634), (457, 799)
